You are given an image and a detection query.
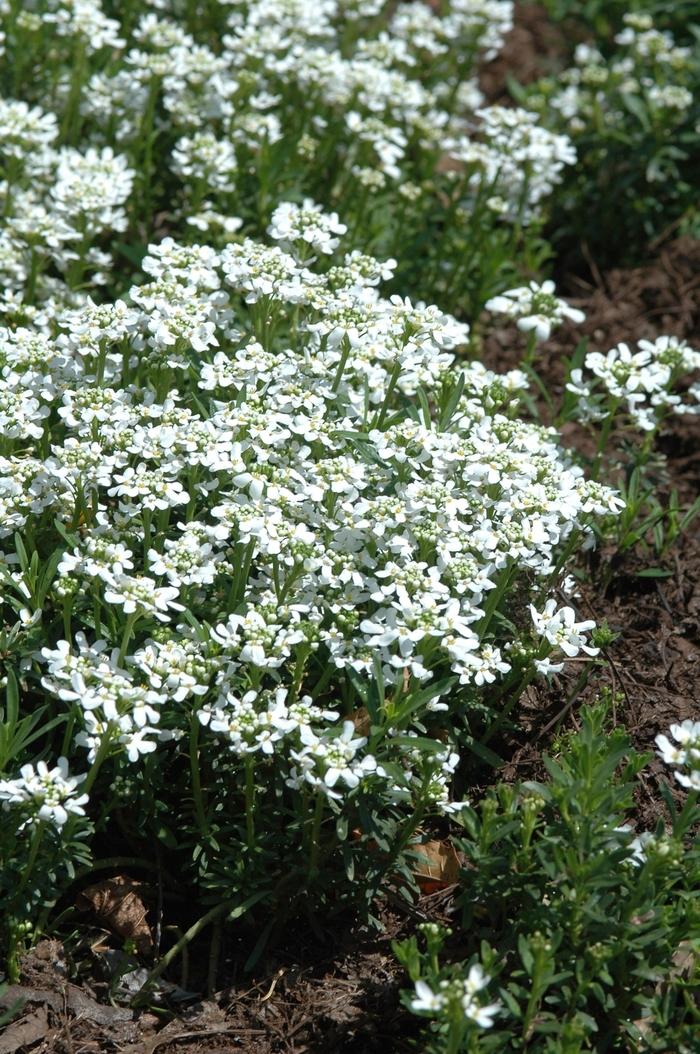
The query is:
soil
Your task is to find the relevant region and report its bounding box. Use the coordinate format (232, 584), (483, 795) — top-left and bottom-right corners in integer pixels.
(3, 14), (700, 1054)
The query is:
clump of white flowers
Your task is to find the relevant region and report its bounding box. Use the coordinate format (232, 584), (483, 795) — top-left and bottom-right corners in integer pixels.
(530, 600), (599, 674)
(567, 336), (700, 431)
(530, 13), (695, 141)
(0, 758), (88, 828)
(486, 279), (585, 342)
(0, 201), (620, 823)
(656, 721), (700, 792)
(0, 0), (680, 954)
(0, 0), (579, 326)
(411, 964), (500, 1029)
(268, 199), (347, 256)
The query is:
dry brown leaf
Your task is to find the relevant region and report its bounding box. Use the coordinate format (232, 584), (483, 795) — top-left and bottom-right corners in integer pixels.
(634, 941), (698, 1037)
(76, 874), (153, 953)
(352, 706), (371, 736)
(0, 1006), (51, 1054)
(412, 839), (461, 893)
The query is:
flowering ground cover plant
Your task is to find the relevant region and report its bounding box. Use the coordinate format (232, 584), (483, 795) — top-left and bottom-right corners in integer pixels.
(523, 10), (700, 263)
(0, 215), (627, 978)
(0, 1), (699, 1050)
(0, 0), (574, 320)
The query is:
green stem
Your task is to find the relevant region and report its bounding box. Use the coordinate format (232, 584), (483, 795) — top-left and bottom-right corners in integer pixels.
(372, 358), (402, 430)
(592, 398), (621, 481)
(522, 330), (538, 370)
(331, 336), (352, 393)
(83, 725), (115, 796)
(60, 40), (87, 145)
(118, 612), (138, 667)
(60, 710), (76, 757)
(306, 791), (325, 881)
(139, 77), (161, 224)
(245, 755), (256, 850)
(446, 1020), (466, 1054)
(142, 509), (152, 560)
(189, 711), (208, 835)
(14, 820), (46, 903)
(476, 561), (516, 638)
(134, 899), (238, 1002)
(62, 598), (73, 641)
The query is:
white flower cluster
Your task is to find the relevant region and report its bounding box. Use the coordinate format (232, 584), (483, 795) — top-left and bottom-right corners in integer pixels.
(0, 95), (134, 318)
(0, 757), (88, 829)
(530, 13), (694, 141)
(446, 107), (576, 225)
(411, 964), (500, 1028)
(268, 200), (347, 257)
(0, 0), (574, 329)
(0, 199), (616, 795)
(656, 721), (700, 792)
(486, 280), (585, 343)
(567, 336), (700, 431)
(530, 600), (598, 676)
(0, 0), (622, 847)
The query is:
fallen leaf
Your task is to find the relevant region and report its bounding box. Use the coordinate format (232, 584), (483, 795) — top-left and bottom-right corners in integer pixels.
(412, 839), (461, 893)
(0, 1006), (50, 1054)
(0, 985), (134, 1027)
(352, 706), (371, 736)
(76, 874), (153, 953)
(669, 940), (696, 979)
(634, 941), (699, 1035)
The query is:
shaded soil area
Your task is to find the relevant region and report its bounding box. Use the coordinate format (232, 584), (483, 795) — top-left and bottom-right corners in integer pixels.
(1, 914), (426, 1053)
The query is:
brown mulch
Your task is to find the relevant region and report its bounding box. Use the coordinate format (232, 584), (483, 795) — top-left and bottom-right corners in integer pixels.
(1, 910), (433, 1054)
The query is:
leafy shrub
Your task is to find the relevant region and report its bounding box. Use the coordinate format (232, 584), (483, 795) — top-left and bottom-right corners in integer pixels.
(395, 704), (700, 1052)
(523, 12), (700, 263)
(539, 0), (700, 43)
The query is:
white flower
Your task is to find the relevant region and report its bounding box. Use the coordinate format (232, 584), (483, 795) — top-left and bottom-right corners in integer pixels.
(0, 757), (88, 828)
(534, 656), (565, 677)
(530, 600), (599, 658)
(410, 980), (445, 1013)
(103, 575), (184, 622)
(655, 733), (687, 767)
(656, 721), (700, 793)
(463, 994), (500, 1028)
(486, 280), (585, 342)
(268, 199), (347, 256)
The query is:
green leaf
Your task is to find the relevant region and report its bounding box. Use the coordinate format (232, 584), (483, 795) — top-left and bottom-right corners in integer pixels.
(464, 737), (505, 770)
(621, 92), (651, 131)
(114, 241), (147, 268)
(155, 824), (178, 849)
(518, 933), (534, 974)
